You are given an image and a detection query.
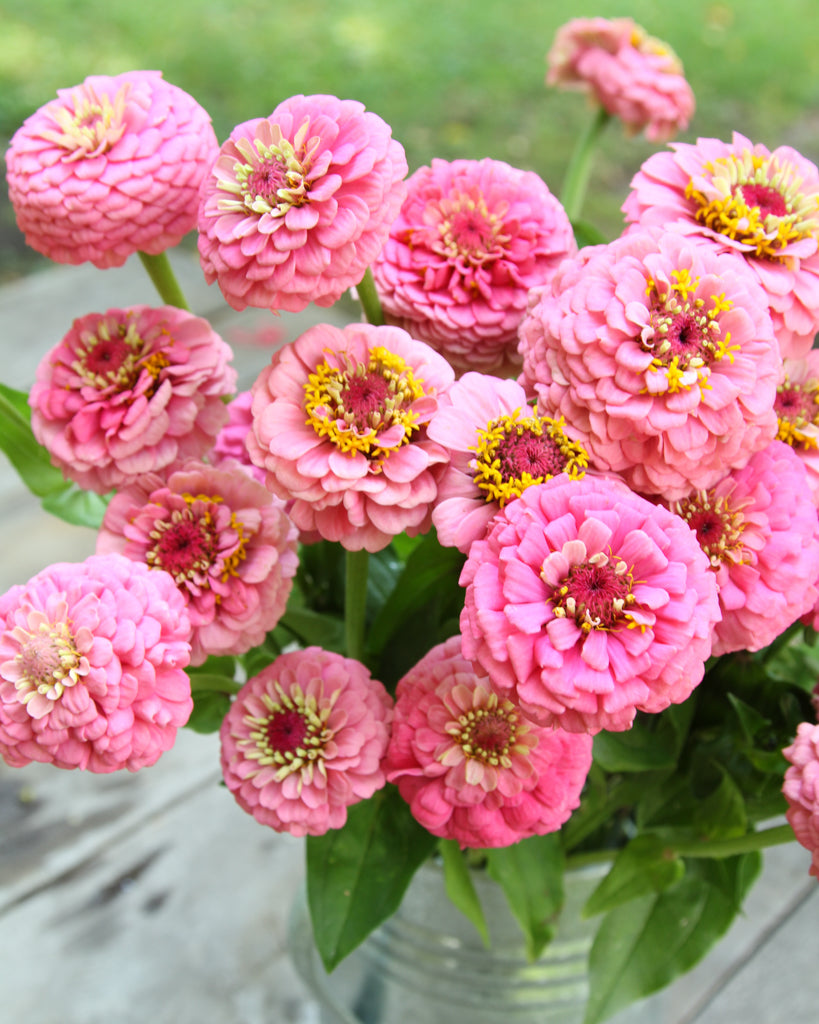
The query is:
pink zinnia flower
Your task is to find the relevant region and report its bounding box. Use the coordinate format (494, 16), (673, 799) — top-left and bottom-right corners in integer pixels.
(384, 637), (592, 848)
(547, 17), (694, 141)
(782, 722), (819, 879)
(247, 322), (454, 552)
(623, 133), (819, 358)
(371, 157), (576, 375)
(775, 353), (819, 502)
(29, 305), (237, 494)
(220, 647), (392, 837)
(197, 94), (407, 313)
(518, 228), (780, 501)
(671, 443), (819, 656)
(6, 71), (217, 268)
(460, 476), (720, 734)
(212, 390), (266, 484)
(427, 372), (588, 554)
(97, 460), (299, 665)
(0, 554), (192, 773)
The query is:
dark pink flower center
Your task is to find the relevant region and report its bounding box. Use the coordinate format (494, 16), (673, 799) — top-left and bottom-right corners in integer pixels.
(674, 491), (747, 568)
(498, 429), (570, 479)
(265, 709), (308, 754)
(739, 183), (788, 218)
(342, 372), (390, 424)
(245, 161), (289, 205)
(152, 519), (214, 578)
(470, 713), (513, 754)
(82, 337), (132, 376)
(553, 561), (634, 630)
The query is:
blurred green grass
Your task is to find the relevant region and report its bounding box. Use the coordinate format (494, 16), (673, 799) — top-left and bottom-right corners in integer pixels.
(2, 0), (818, 278)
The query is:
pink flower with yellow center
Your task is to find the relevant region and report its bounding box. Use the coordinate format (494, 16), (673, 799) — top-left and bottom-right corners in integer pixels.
(384, 637), (592, 848)
(518, 228), (780, 500)
(6, 71), (217, 268)
(623, 133), (819, 358)
(459, 476), (720, 734)
(671, 442), (819, 656)
(97, 461), (299, 665)
(247, 322), (454, 552)
(775, 353), (819, 501)
(0, 554), (192, 772)
(372, 158), (576, 375)
(220, 647), (392, 837)
(427, 372), (588, 554)
(29, 305), (236, 494)
(197, 94), (407, 313)
(783, 722), (819, 879)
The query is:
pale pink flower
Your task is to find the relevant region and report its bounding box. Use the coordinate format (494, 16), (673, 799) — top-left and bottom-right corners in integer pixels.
(97, 460), (299, 665)
(371, 158), (576, 375)
(6, 71), (217, 268)
(197, 94), (407, 313)
(775, 353), (819, 501)
(29, 305), (237, 494)
(459, 476), (720, 734)
(212, 390), (266, 484)
(782, 722), (819, 878)
(247, 322), (454, 552)
(623, 133), (819, 358)
(427, 372), (588, 553)
(547, 17), (694, 141)
(671, 443), (819, 655)
(384, 637), (592, 848)
(0, 554), (192, 772)
(220, 647), (392, 837)
(518, 228), (781, 501)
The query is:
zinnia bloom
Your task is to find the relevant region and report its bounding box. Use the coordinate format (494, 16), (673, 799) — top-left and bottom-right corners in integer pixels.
(220, 647), (392, 837)
(0, 554), (192, 772)
(384, 637), (592, 848)
(29, 305), (237, 494)
(623, 132), (819, 358)
(518, 228), (780, 500)
(371, 157), (576, 374)
(197, 93), (408, 313)
(427, 372), (588, 553)
(247, 322), (454, 552)
(671, 443), (819, 655)
(547, 17), (694, 141)
(97, 460), (299, 665)
(6, 71), (217, 268)
(782, 722), (819, 878)
(459, 476), (720, 734)
(775, 353), (819, 501)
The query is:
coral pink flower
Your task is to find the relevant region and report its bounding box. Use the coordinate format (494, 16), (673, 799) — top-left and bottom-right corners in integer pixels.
(519, 228), (780, 500)
(0, 554), (192, 772)
(775, 353), (819, 501)
(427, 372), (588, 553)
(459, 476), (720, 734)
(97, 460), (299, 665)
(212, 390), (266, 484)
(547, 17), (694, 141)
(371, 158), (576, 374)
(623, 133), (819, 358)
(197, 94), (407, 313)
(671, 443), (819, 655)
(782, 722), (819, 878)
(384, 637), (592, 848)
(220, 647), (392, 837)
(29, 305), (237, 494)
(6, 71), (217, 268)
(247, 322), (454, 552)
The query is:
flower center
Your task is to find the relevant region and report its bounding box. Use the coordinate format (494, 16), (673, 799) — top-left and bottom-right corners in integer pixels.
(11, 618), (87, 711)
(72, 316), (170, 394)
(146, 494), (247, 587)
(239, 682), (334, 780)
(684, 150), (819, 260)
(673, 490), (749, 568)
(304, 346), (426, 462)
(39, 82), (129, 161)
(775, 376), (819, 449)
(472, 410), (587, 506)
(550, 552), (636, 632)
(432, 188), (511, 268)
(641, 269), (737, 393)
(445, 690), (531, 769)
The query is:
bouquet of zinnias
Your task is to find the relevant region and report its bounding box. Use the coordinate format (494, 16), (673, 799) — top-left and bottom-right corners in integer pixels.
(2, 19), (819, 1024)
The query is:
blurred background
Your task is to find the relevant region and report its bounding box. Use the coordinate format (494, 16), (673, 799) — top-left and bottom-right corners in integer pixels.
(2, 0), (819, 281)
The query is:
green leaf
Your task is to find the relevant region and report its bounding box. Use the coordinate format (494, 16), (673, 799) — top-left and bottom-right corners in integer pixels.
(583, 835), (684, 918)
(584, 852), (761, 1024)
(0, 383), (71, 498)
(572, 219), (608, 248)
(438, 839), (489, 947)
(306, 786), (437, 971)
(186, 689), (232, 733)
(187, 672), (241, 695)
(486, 834), (564, 960)
(278, 606), (345, 653)
(41, 485), (110, 528)
(693, 766), (747, 840)
(593, 722), (677, 773)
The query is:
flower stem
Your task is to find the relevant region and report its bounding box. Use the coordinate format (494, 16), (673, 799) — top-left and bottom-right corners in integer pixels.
(138, 251), (191, 310)
(356, 267), (384, 326)
(345, 548), (369, 663)
(559, 106), (611, 224)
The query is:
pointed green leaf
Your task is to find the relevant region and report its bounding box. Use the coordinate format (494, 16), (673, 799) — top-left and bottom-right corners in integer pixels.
(438, 839), (489, 947)
(693, 767), (747, 840)
(583, 835), (684, 918)
(41, 485), (110, 528)
(0, 383), (70, 498)
(186, 689), (232, 733)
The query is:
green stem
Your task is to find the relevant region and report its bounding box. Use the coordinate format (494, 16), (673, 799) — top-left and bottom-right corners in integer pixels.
(356, 266), (384, 326)
(138, 251), (191, 310)
(559, 106), (611, 224)
(345, 548), (369, 662)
